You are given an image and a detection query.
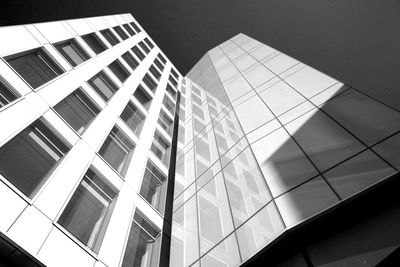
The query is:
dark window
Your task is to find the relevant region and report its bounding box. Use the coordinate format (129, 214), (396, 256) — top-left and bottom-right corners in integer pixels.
(154, 58), (164, 71)
(151, 131), (171, 166)
(139, 41), (150, 54)
(130, 21), (141, 33)
(166, 84), (177, 100)
(158, 54), (166, 64)
(144, 38), (154, 49)
(171, 68), (179, 79)
(113, 26), (129, 40)
(121, 212), (160, 267)
(55, 39), (90, 67)
(149, 65), (161, 80)
(81, 33), (107, 54)
(99, 126), (135, 176)
(162, 95), (176, 115)
(0, 79), (18, 108)
(122, 52), (139, 71)
(158, 110), (174, 135)
(0, 119), (70, 197)
(87, 71), (119, 102)
(169, 75), (178, 87)
(123, 24), (135, 36)
(54, 88), (100, 134)
(139, 161), (167, 214)
(132, 46), (145, 61)
(142, 73), (157, 92)
(134, 85), (152, 110)
(120, 102), (146, 135)
(6, 48), (64, 89)
(58, 168), (117, 253)
(100, 29), (120, 46)
(108, 60), (130, 83)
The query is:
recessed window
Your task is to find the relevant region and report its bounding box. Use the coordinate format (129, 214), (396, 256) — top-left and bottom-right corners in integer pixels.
(171, 68), (179, 80)
(144, 38), (154, 49)
(134, 85), (152, 110)
(87, 71), (119, 102)
(139, 41), (150, 54)
(122, 52), (139, 71)
(99, 126), (135, 176)
(123, 24), (135, 36)
(54, 88), (100, 134)
(108, 59), (130, 83)
(120, 101), (146, 135)
(113, 26), (129, 40)
(163, 95), (176, 115)
(6, 48), (64, 89)
(166, 84), (177, 100)
(130, 21), (141, 33)
(58, 168), (117, 253)
(132, 46), (145, 61)
(149, 65), (161, 81)
(142, 73), (158, 92)
(81, 33), (107, 54)
(55, 39), (90, 67)
(158, 110), (174, 135)
(139, 161), (167, 214)
(169, 75), (178, 87)
(100, 29), (120, 46)
(158, 53), (166, 64)
(0, 79), (18, 108)
(121, 211), (160, 267)
(0, 119), (70, 197)
(154, 58), (164, 71)
(151, 131), (171, 166)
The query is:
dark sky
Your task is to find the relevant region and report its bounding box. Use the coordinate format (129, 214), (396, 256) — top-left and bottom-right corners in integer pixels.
(1, 0), (400, 109)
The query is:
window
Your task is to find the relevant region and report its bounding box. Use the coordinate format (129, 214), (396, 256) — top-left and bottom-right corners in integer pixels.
(122, 52), (139, 71)
(166, 84), (177, 100)
(195, 137), (211, 161)
(142, 73), (158, 92)
(0, 119), (70, 197)
(192, 105), (204, 120)
(158, 110), (174, 135)
(139, 161), (167, 214)
(6, 48), (64, 89)
(144, 38), (154, 49)
(55, 39), (90, 67)
(54, 89), (100, 134)
(132, 46), (145, 61)
(121, 211), (161, 267)
(162, 96), (176, 115)
(151, 131), (171, 166)
(134, 85), (152, 110)
(123, 24), (135, 36)
(58, 168), (117, 253)
(100, 29), (120, 46)
(0, 79), (18, 108)
(171, 68), (179, 79)
(154, 57), (164, 71)
(199, 196), (224, 244)
(158, 54), (166, 64)
(108, 59), (130, 83)
(81, 33), (107, 54)
(120, 101), (146, 135)
(139, 41), (150, 54)
(192, 94), (202, 106)
(113, 26), (129, 40)
(99, 126), (135, 176)
(88, 71), (119, 102)
(130, 21), (141, 33)
(169, 75), (178, 87)
(149, 65), (161, 80)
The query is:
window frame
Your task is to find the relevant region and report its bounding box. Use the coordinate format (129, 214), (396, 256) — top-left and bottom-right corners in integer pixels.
(54, 38), (91, 67)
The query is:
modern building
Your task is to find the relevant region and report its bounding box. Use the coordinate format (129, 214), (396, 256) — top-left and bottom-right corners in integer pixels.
(0, 13), (400, 267)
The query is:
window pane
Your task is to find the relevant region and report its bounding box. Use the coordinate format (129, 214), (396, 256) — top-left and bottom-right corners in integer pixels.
(130, 21), (141, 33)
(139, 41), (150, 54)
(88, 71), (119, 102)
(0, 79), (18, 108)
(139, 161), (167, 214)
(108, 60), (130, 83)
(149, 65), (161, 80)
(82, 33), (107, 54)
(113, 26), (129, 40)
(123, 24), (135, 36)
(132, 46), (145, 61)
(134, 85), (152, 110)
(122, 52), (139, 71)
(58, 169), (117, 253)
(54, 89), (100, 134)
(99, 127), (135, 176)
(142, 73), (158, 92)
(55, 39), (90, 67)
(100, 29), (120, 46)
(120, 101), (146, 135)
(0, 120), (69, 197)
(151, 132), (171, 165)
(6, 48), (64, 89)
(154, 57), (164, 71)
(163, 96), (176, 114)
(158, 110), (174, 135)
(144, 38), (154, 49)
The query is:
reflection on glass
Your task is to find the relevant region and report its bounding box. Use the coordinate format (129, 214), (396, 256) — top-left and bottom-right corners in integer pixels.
(200, 233), (241, 267)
